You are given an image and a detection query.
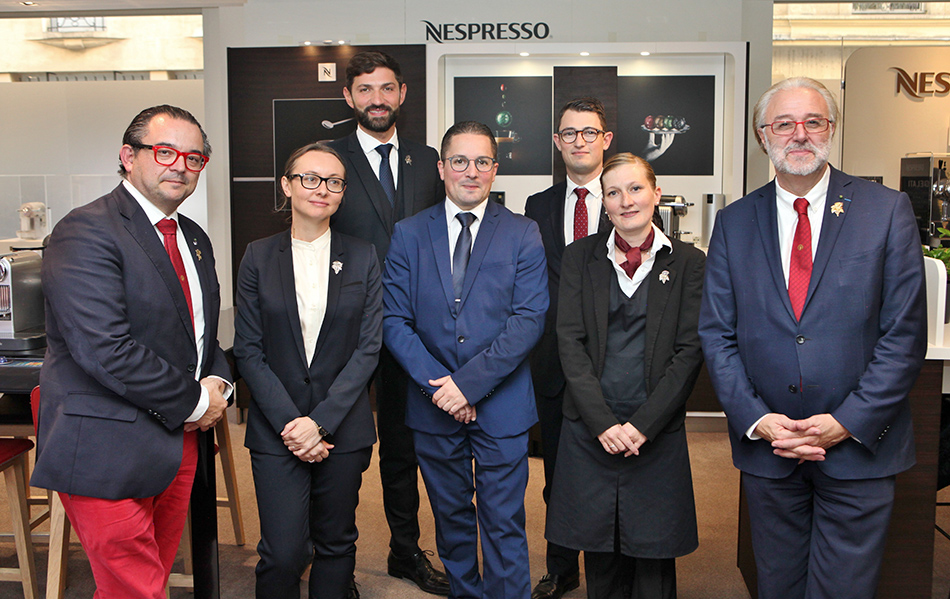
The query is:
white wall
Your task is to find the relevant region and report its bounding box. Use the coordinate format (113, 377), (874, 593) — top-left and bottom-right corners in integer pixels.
(0, 79), (206, 238)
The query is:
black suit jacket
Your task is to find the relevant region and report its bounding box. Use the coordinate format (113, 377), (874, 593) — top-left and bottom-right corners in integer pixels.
(524, 182), (609, 398)
(328, 131), (442, 267)
(557, 232), (706, 440)
(234, 229), (381, 455)
(33, 184), (231, 499)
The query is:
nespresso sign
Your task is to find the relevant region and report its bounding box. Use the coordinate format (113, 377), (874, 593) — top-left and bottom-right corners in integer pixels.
(891, 67), (950, 98)
(422, 20), (550, 43)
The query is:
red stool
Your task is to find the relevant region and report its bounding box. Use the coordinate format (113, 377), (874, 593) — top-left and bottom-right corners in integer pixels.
(0, 436), (38, 599)
(30, 386), (69, 599)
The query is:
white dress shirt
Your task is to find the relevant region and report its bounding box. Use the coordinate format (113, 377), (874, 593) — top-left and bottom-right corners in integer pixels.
(123, 179), (232, 422)
(776, 166), (830, 286)
(445, 198), (489, 271)
(605, 223), (673, 298)
(356, 126), (400, 189)
(291, 229), (331, 366)
(564, 172), (603, 243)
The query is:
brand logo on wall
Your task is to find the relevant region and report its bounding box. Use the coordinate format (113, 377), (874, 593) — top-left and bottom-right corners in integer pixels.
(422, 20), (550, 43)
(891, 67), (950, 98)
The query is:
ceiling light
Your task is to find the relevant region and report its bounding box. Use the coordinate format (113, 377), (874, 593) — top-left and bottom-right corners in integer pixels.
(300, 41), (311, 46)
(337, 40), (345, 45)
(640, 51), (651, 56)
(580, 51), (590, 57)
(20, 1), (37, 5)
(519, 52), (530, 57)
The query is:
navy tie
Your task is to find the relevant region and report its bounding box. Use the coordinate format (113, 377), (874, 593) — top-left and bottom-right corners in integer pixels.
(375, 143), (396, 206)
(453, 212), (476, 301)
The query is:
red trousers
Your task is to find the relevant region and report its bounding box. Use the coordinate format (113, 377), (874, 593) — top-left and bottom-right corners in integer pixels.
(59, 431), (198, 599)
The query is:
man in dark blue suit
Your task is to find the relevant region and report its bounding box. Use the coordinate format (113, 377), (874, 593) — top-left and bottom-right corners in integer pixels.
(524, 96), (613, 599)
(383, 121), (548, 599)
(699, 78), (927, 599)
(328, 51), (448, 595)
(33, 105), (232, 598)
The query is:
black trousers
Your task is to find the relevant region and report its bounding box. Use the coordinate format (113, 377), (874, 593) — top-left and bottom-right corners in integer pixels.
(251, 447), (372, 599)
(584, 553), (675, 599)
(536, 387), (580, 577)
(375, 346), (423, 557)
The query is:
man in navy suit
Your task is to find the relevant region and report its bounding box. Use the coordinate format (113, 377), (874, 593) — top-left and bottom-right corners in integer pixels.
(699, 78), (927, 599)
(33, 105), (232, 598)
(524, 96), (613, 599)
(383, 121), (548, 598)
(328, 51), (448, 595)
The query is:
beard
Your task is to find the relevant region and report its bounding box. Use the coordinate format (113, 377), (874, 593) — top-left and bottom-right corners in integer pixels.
(764, 136), (831, 177)
(355, 103), (399, 133)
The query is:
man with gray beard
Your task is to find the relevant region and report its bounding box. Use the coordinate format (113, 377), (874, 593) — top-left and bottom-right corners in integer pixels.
(699, 77), (927, 599)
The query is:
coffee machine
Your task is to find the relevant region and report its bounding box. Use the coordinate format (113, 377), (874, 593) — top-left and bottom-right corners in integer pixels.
(901, 153), (950, 246)
(657, 195), (693, 242)
(0, 251), (45, 353)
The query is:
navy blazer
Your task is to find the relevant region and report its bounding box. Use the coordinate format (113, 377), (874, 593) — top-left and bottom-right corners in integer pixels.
(699, 167), (927, 480)
(33, 184), (231, 499)
(525, 181), (610, 398)
(382, 200), (549, 438)
(234, 229), (381, 455)
(328, 132), (443, 268)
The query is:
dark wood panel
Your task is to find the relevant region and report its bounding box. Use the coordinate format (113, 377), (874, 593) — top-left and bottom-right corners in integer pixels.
(229, 181), (291, 286)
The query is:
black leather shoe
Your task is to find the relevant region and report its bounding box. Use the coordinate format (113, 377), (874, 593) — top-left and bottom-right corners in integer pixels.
(347, 576), (360, 599)
(531, 572), (581, 599)
(387, 549), (451, 595)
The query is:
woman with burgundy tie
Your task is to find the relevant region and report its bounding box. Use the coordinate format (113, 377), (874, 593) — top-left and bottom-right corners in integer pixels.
(546, 153), (705, 599)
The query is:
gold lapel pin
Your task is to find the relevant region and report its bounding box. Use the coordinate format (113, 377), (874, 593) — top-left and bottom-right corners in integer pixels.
(831, 201), (844, 217)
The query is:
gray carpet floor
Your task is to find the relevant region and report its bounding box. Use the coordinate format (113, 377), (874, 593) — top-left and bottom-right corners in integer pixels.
(3, 409), (950, 598)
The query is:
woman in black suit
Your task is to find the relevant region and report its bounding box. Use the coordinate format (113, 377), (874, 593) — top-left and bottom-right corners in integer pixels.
(234, 142), (381, 599)
(546, 153), (705, 599)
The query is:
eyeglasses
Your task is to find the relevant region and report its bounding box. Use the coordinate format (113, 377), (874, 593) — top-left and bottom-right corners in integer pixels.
(556, 127), (605, 143)
(445, 155), (497, 173)
(288, 173), (346, 193)
(760, 118), (832, 136)
(131, 143), (209, 172)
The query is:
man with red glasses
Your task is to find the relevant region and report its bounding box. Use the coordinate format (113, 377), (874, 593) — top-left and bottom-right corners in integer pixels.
(700, 78), (927, 599)
(33, 104), (232, 599)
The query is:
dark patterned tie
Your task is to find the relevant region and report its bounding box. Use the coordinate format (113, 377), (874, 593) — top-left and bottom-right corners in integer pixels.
(156, 218), (194, 328)
(573, 187), (589, 242)
(376, 143), (396, 206)
(788, 197), (812, 321)
(453, 212), (476, 301)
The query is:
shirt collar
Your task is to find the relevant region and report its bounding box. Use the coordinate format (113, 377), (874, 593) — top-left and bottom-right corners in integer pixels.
(445, 197), (489, 223)
(291, 227), (332, 250)
(566, 170), (603, 199)
(775, 165), (831, 213)
(123, 179), (178, 227)
(356, 126), (399, 157)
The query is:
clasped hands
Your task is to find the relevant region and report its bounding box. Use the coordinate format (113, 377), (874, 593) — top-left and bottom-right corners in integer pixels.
(281, 416), (334, 463)
(429, 375), (477, 424)
(184, 377), (229, 432)
(597, 423), (646, 457)
(754, 413), (851, 462)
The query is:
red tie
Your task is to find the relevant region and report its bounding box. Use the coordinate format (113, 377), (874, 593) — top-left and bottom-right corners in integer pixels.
(614, 228), (655, 279)
(788, 198), (812, 321)
(156, 218), (194, 328)
(573, 187), (589, 242)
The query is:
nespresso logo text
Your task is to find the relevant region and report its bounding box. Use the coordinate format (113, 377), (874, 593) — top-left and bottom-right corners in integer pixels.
(892, 67), (950, 98)
(422, 20), (550, 43)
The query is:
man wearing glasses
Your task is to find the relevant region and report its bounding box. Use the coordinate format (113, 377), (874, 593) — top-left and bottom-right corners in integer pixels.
(382, 121), (548, 599)
(699, 77), (927, 599)
(33, 105), (232, 599)
(524, 97), (612, 599)
(328, 50), (449, 596)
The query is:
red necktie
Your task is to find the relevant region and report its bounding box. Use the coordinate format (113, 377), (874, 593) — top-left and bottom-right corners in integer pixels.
(788, 198), (812, 321)
(156, 218), (194, 328)
(614, 228), (655, 279)
(573, 187), (589, 242)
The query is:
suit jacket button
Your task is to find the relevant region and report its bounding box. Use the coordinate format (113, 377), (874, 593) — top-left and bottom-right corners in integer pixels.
(458, 335), (465, 343)
(788, 384), (797, 393)
(304, 377), (311, 385)
(796, 335), (805, 345)
(187, 364), (196, 373)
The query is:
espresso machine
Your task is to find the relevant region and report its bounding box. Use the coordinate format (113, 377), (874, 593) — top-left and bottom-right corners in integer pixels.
(0, 251), (45, 353)
(657, 195), (693, 242)
(901, 153), (950, 246)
